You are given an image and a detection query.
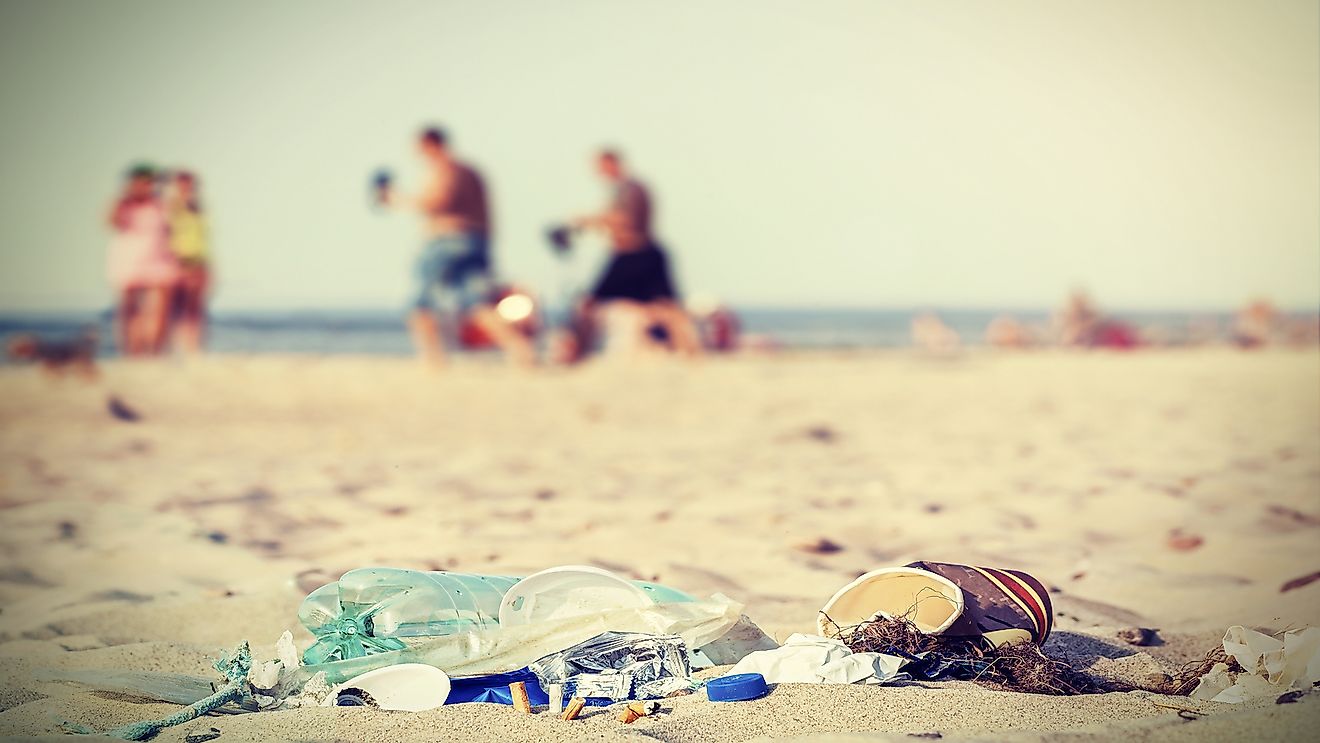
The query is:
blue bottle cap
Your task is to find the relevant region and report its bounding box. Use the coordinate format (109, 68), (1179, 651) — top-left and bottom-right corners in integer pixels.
(705, 672), (769, 702)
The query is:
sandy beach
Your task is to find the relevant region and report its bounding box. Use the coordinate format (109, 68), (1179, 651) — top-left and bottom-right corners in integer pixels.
(1, 349), (1318, 740)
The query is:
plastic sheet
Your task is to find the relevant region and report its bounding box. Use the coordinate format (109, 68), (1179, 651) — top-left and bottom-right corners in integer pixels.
(696, 614), (780, 666)
(446, 668), (550, 706)
(33, 669), (255, 713)
(528, 631), (692, 701)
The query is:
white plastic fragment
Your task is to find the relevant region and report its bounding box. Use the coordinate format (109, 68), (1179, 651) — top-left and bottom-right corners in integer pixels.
(275, 630), (300, 672)
(249, 630), (300, 692)
(728, 633), (906, 685)
(248, 660), (282, 691)
(280, 671), (332, 708)
(324, 663), (451, 712)
(1190, 626), (1320, 703)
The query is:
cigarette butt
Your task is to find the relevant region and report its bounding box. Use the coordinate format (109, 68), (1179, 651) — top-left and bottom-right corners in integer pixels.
(509, 681), (532, 714)
(561, 697), (586, 721)
(618, 701), (655, 723)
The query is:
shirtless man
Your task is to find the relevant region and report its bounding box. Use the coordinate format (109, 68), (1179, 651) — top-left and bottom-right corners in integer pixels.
(574, 150), (700, 355)
(386, 127), (533, 367)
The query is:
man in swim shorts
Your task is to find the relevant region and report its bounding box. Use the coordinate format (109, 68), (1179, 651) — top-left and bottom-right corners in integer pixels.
(574, 150), (700, 355)
(387, 127), (534, 367)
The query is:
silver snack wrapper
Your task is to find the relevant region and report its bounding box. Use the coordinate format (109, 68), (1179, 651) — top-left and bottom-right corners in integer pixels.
(528, 631), (693, 701)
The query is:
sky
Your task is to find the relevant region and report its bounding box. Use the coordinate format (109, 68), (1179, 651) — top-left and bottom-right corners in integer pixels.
(0, 0), (1316, 313)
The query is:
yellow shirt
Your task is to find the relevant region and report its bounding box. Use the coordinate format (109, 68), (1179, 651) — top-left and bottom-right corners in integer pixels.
(168, 205), (209, 263)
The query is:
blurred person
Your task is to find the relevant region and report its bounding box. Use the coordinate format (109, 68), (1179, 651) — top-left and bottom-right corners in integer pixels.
(573, 149), (700, 356)
(6, 330), (99, 380)
(701, 304), (741, 352)
(165, 171), (211, 353)
(688, 294), (740, 352)
(1052, 290), (1101, 347)
(911, 311), (961, 355)
(1052, 291), (1140, 350)
(382, 127), (534, 368)
(1287, 315), (1320, 346)
(1231, 298), (1281, 349)
(985, 315), (1033, 349)
(106, 164), (179, 356)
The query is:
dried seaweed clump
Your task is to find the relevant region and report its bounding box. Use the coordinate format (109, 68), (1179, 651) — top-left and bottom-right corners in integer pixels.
(1170, 644), (1241, 696)
(970, 640), (1114, 696)
(825, 613), (949, 656)
(829, 614), (1114, 696)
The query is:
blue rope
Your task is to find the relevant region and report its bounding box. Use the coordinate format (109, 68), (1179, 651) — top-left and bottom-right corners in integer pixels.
(74, 643), (253, 741)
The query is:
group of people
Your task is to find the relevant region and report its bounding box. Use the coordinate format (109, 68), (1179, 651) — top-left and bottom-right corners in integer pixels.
(106, 166), (211, 356)
(104, 127), (700, 366)
(378, 126), (701, 367)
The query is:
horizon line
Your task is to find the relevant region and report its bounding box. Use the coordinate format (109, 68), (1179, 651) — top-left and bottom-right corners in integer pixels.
(2, 302), (1318, 317)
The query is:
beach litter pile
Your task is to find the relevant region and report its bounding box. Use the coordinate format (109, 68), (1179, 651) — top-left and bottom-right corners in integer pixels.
(44, 560), (1318, 739)
(53, 564), (773, 737)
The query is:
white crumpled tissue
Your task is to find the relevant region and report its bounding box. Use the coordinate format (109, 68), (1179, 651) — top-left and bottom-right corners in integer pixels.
(1191, 626), (1320, 703)
(728, 633), (906, 685)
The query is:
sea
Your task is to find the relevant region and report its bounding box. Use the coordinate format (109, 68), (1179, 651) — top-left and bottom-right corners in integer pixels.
(0, 307), (1247, 358)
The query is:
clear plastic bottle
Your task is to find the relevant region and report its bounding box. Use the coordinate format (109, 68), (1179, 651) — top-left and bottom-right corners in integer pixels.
(300, 568), (520, 664)
(299, 567), (696, 665)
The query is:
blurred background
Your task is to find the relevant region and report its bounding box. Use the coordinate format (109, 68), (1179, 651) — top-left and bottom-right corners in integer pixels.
(1, 0), (1316, 354)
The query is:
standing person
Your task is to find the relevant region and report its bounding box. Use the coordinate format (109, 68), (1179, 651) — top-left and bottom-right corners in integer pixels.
(383, 126), (534, 367)
(165, 171), (211, 353)
(574, 150), (700, 355)
(106, 164), (178, 356)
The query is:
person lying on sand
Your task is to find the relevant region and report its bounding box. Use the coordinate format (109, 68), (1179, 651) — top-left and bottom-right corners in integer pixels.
(6, 331), (99, 380)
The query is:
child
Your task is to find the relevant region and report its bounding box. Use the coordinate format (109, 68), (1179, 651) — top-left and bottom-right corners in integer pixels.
(166, 170), (211, 353)
(106, 164), (178, 356)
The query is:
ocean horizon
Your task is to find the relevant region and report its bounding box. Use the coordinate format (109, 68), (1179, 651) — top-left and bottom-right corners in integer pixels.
(0, 305), (1283, 358)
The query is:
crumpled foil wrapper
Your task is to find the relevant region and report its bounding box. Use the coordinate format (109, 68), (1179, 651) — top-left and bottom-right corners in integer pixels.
(528, 631), (692, 701)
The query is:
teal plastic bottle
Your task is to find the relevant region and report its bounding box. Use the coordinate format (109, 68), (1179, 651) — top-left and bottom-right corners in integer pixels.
(299, 567), (693, 665)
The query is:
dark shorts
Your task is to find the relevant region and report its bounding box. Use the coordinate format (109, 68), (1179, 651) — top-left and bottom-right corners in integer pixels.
(411, 232), (493, 313)
(591, 245), (678, 303)
(172, 262), (209, 320)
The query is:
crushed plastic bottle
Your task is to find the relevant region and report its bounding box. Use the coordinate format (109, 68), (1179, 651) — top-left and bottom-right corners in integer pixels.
(299, 567), (696, 665)
(300, 569), (520, 665)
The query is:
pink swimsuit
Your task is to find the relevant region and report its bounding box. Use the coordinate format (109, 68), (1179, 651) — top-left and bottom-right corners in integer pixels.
(107, 199), (179, 290)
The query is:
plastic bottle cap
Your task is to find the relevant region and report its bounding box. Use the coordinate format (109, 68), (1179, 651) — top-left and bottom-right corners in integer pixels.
(705, 673), (768, 702)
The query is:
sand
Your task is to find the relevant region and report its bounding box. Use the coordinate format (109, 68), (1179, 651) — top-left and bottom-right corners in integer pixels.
(1, 349), (1317, 740)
